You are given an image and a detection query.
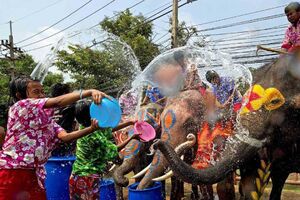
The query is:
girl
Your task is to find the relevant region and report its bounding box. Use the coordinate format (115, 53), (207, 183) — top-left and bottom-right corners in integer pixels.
(0, 76), (108, 200)
(69, 100), (138, 200)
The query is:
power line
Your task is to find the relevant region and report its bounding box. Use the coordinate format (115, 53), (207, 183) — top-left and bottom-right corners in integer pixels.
(20, 0), (116, 48)
(16, 0), (93, 44)
(24, 0), (196, 51)
(26, 43), (54, 52)
(23, 0), (148, 52)
(146, 2), (188, 23)
(216, 41), (282, 50)
(211, 31), (284, 43)
(196, 13), (285, 33)
(2, 0), (65, 24)
(201, 24), (287, 37)
(215, 37), (283, 46)
(154, 32), (169, 43)
(144, 1), (172, 16)
(192, 4), (286, 27)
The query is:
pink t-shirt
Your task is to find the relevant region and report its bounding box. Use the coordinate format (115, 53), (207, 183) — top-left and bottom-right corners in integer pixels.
(282, 20), (300, 51)
(0, 98), (64, 188)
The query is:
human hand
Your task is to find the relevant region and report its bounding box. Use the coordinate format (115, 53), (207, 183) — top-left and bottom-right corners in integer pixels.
(131, 120), (138, 125)
(90, 89), (110, 104)
(90, 119), (100, 131)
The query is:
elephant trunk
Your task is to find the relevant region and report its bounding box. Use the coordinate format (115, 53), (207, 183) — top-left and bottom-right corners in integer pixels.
(137, 134), (196, 190)
(154, 136), (260, 185)
(113, 159), (135, 187)
(137, 152), (168, 190)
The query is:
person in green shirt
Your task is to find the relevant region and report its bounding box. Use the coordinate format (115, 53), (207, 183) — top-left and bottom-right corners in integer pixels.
(69, 100), (138, 200)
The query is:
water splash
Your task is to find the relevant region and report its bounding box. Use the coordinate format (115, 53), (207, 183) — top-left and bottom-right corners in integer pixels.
(30, 38), (65, 83)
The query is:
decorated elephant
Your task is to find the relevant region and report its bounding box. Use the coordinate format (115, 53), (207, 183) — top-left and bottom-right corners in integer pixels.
(112, 103), (163, 199)
(149, 53), (300, 199)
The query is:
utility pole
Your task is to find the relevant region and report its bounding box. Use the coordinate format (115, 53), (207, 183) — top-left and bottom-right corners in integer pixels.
(171, 0), (178, 48)
(0, 21), (23, 79)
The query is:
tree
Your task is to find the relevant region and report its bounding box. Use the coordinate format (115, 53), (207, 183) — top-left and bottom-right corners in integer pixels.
(100, 10), (160, 70)
(43, 72), (64, 95)
(56, 11), (161, 96)
(175, 21), (198, 47)
(56, 43), (137, 96)
(0, 54), (63, 126)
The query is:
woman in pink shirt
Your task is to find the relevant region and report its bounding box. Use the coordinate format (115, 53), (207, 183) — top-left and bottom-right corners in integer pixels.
(0, 76), (108, 200)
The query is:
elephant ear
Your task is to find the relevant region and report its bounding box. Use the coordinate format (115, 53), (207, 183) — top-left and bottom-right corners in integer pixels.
(263, 88), (285, 111)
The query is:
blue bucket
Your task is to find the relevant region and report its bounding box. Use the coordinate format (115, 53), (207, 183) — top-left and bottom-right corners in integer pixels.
(45, 156), (76, 200)
(128, 182), (163, 200)
(100, 179), (116, 200)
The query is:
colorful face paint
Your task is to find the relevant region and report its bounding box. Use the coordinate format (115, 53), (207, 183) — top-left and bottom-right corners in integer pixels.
(123, 140), (142, 160)
(161, 110), (176, 143)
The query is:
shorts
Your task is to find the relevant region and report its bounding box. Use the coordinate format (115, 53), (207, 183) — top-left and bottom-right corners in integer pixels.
(0, 169), (46, 200)
(69, 174), (101, 200)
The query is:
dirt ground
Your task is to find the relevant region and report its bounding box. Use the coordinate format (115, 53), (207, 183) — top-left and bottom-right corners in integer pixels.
(123, 173), (300, 200)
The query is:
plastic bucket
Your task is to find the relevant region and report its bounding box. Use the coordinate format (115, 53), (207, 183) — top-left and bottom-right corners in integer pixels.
(128, 182), (163, 200)
(45, 156), (76, 200)
(100, 179), (116, 200)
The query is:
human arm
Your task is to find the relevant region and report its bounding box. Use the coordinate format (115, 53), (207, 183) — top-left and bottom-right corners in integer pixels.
(44, 89), (109, 109)
(112, 120), (136, 132)
(116, 133), (141, 151)
(57, 119), (99, 142)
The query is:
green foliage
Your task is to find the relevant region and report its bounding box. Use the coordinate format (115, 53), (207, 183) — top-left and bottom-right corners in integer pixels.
(176, 21), (198, 47)
(0, 54), (63, 126)
(56, 45), (126, 93)
(43, 72), (64, 96)
(100, 10), (160, 70)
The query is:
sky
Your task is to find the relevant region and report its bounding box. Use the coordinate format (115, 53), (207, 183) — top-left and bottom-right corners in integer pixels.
(0, 0), (290, 75)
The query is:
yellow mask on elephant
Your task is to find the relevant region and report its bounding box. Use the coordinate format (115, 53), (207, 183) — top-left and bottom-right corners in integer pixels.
(240, 84), (285, 114)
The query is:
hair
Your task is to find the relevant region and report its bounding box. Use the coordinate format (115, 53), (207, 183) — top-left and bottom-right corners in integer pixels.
(285, 2), (300, 13)
(9, 76), (37, 104)
(75, 100), (91, 127)
(51, 83), (71, 97)
(205, 70), (219, 83)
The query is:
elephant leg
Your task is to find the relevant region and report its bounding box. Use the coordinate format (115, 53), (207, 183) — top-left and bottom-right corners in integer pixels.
(269, 170), (289, 200)
(170, 177), (184, 200)
(191, 184), (200, 200)
(239, 156), (260, 200)
(217, 172), (235, 200)
(199, 184), (214, 200)
(114, 184), (124, 200)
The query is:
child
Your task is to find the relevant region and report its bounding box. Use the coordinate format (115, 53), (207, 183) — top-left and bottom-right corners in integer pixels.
(0, 76), (108, 200)
(70, 100), (138, 200)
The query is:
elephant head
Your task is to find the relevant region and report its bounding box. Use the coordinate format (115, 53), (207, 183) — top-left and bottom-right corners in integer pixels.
(137, 90), (205, 189)
(149, 54), (300, 185)
(113, 103), (163, 187)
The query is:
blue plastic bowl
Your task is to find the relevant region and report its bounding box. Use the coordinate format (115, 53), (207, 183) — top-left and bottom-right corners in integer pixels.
(128, 182), (163, 200)
(90, 97), (122, 128)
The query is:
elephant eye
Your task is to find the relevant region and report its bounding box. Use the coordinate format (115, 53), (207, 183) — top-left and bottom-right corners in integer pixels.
(270, 99), (281, 105)
(183, 117), (198, 134)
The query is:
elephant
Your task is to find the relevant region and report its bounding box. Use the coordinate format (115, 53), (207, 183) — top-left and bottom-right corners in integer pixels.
(148, 53), (300, 199)
(112, 103), (163, 199)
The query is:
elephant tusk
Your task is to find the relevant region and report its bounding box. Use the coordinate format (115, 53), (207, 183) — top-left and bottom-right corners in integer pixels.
(151, 155), (184, 182)
(133, 134), (195, 180)
(131, 164), (151, 179)
(109, 164), (116, 172)
(152, 170), (174, 182)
